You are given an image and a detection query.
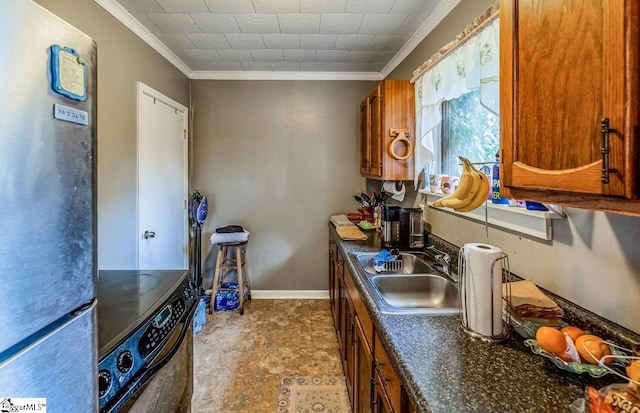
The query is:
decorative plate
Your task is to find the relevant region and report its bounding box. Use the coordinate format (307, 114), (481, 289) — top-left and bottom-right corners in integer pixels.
(524, 338), (629, 377)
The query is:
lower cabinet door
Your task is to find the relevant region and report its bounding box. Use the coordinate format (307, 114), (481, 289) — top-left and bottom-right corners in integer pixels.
(354, 317), (374, 413)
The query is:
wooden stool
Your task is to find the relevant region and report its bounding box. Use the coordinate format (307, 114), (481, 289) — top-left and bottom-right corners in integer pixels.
(209, 241), (251, 315)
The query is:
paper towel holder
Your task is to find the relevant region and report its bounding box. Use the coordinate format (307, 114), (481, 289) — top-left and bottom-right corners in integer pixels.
(458, 247), (512, 343)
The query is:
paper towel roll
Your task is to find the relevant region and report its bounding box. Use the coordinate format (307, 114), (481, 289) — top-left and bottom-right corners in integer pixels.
(462, 243), (503, 337)
(382, 181), (406, 201)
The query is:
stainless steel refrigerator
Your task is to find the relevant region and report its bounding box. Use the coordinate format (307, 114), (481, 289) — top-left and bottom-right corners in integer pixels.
(0, 1), (98, 411)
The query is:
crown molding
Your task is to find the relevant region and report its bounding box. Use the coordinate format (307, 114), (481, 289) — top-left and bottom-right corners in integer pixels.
(95, 0), (458, 81)
(93, 0), (193, 77)
(380, 0), (462, 78)
(190, 70), (383, 81)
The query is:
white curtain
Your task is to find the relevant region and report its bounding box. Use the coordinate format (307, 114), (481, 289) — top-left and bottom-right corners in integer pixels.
(413, 17), (500, 188)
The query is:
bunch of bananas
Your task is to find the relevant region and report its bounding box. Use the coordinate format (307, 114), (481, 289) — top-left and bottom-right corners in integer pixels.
(433, 156), (490, 212)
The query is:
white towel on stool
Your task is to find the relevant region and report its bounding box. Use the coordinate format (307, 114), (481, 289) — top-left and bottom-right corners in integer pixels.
(210, 230), (250, 244)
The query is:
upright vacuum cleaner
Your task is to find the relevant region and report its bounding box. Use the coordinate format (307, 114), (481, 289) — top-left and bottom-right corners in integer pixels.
(189, 190), (208, 296)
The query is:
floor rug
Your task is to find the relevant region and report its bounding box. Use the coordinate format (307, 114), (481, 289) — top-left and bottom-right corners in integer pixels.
(277, 376), (351, 413)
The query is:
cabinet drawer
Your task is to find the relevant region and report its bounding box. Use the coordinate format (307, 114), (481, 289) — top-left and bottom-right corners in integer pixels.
(374, 333), (402, 413)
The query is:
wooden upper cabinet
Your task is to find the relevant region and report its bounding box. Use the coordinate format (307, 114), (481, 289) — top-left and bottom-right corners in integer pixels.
(360, 80), (415, 180)
(500, 0), (640, 214)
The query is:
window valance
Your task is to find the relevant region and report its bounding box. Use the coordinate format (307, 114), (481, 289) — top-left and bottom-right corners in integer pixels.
(412, 5), (499, 187)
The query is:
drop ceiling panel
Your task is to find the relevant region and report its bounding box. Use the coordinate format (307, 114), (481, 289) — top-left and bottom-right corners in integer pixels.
(108, 0), (453, 75)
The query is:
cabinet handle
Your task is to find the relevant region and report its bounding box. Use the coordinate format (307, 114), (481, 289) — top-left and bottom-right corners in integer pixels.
(600, 118), (618, 183)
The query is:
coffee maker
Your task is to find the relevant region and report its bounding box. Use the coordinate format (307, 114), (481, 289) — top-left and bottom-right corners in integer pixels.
(399, 208), (424, 250)
(381, 205), (400, 249)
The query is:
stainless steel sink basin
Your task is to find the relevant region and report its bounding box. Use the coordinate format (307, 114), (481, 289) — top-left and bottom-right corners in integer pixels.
(371, 274), (459, 313)
(355, 252), (438, 275)
(354, 252), (460, 315)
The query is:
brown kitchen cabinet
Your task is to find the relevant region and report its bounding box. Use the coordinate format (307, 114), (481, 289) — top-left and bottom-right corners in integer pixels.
(360, 80), (415, 181)
(328, 229), (416, 413)
(500, 0), (640, 215)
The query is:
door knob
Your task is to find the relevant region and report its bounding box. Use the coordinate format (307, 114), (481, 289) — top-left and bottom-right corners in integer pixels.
(143, 230), (155, 239)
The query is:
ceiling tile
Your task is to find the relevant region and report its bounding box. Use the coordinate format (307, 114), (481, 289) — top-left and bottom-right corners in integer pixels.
(191, 13), (241, 33)
(235, 14), (280, 34)
(132, 12), (164, 34)
(147, 13), (201, 34)
(319, 14), (363, 35)
(156, 0), (209, 13)
(300, 0), (347, 13)
(253, 0), (300, 14)
(212, 62), (245, 70)
(377, 50), (397, 62)
(225, 33), (265, 49)
(347, 50), (383, 63)
(395, 12), (428, 36)
(242, 62), (273, 71)
(271, 62), (301, 71)
(278, 14), (320, 34)
(116, 0), (164, 13)
(369, 35), (408, 51)
(187, 61), (217, 70)
(390, 0), (438, 15)
(250, 49), (284, 61)
(335, 34), (373, 50)
(154, 33), (196, 49)
(187, 33), (230, 48)
(315, 49), (349, 62)
(329, 62), (382, 71)
(217, 49), (254, 61)
(358, 14), (407, 35)
(300, 34), (337, 49)
(203, 0), (255, 13)
(284, 49), (316, 62)
(183, 49), (223, 61)
(301, 61), (330, 71)
(345, 0), (394, 14)
(263, 34), (300, 49)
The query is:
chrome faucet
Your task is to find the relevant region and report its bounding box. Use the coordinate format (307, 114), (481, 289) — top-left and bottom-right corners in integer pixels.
(425, 245), (452, 279)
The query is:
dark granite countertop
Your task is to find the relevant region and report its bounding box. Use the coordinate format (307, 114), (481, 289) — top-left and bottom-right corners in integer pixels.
(329, 225), (638, 413)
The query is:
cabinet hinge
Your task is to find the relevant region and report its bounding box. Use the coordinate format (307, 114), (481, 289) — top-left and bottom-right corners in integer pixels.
(183, 129), (187, 139)
(600, 118), (618, 184)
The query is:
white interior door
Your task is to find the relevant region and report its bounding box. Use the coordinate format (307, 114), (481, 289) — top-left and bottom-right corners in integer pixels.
(137, 82), (188, 270)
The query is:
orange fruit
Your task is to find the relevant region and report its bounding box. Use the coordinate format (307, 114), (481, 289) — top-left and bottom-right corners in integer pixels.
(536, 326), (567, 355)
(560, 326), (585, 343)
(575, 335), (612, 365)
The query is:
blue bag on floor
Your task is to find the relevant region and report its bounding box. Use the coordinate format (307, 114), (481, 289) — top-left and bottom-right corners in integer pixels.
(214, 282), (247, 311)
(193, 298), (207, 336)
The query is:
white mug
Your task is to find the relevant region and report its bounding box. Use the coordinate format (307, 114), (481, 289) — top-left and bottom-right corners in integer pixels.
(429, 174), (447, 193)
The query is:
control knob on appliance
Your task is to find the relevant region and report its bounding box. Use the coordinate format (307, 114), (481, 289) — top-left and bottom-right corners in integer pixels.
(98, 370), (112, 398)
(117, 350), (134, 374)
(183, 284), (195, 301)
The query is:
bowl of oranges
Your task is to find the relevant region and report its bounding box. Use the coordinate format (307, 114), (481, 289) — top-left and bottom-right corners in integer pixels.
(523, 325), (630, 377)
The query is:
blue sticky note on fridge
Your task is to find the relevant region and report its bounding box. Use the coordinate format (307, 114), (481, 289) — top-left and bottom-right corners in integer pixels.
(50, 44), (87, 101)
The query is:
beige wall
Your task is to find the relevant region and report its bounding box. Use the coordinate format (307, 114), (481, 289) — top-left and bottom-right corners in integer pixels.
(192, 80), (373, 291)
(390, 0), (640, 334)
(35, 0), (190, 269)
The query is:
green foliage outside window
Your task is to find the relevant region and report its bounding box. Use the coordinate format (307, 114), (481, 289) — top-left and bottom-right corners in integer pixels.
(440, 89), (499, 178)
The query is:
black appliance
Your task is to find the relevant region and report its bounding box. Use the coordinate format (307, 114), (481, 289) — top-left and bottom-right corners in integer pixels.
(97, 270), (197, 412)
(189, 190), (208, 295)
(399, 208), (425, 250)
(381, 205), (401, 248)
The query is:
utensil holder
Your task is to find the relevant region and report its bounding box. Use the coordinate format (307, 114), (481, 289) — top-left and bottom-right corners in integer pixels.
(458, 248), (512, 343)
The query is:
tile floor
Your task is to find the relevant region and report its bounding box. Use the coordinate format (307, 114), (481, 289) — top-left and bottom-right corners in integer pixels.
(192, 299), (343, 412)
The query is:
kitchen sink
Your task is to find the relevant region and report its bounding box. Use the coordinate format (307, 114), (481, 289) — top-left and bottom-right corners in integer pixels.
(354, 252), (460, 315)
(356, 252), (437, 275)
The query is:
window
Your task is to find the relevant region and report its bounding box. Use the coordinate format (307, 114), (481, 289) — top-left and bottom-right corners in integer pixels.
(438, 89), (499, 178)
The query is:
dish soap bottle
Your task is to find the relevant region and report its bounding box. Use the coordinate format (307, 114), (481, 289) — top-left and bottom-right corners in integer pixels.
(492, 152), (508, 204)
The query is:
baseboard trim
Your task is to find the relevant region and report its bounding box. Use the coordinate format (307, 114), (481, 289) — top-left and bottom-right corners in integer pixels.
(250, 290), (329, 299)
